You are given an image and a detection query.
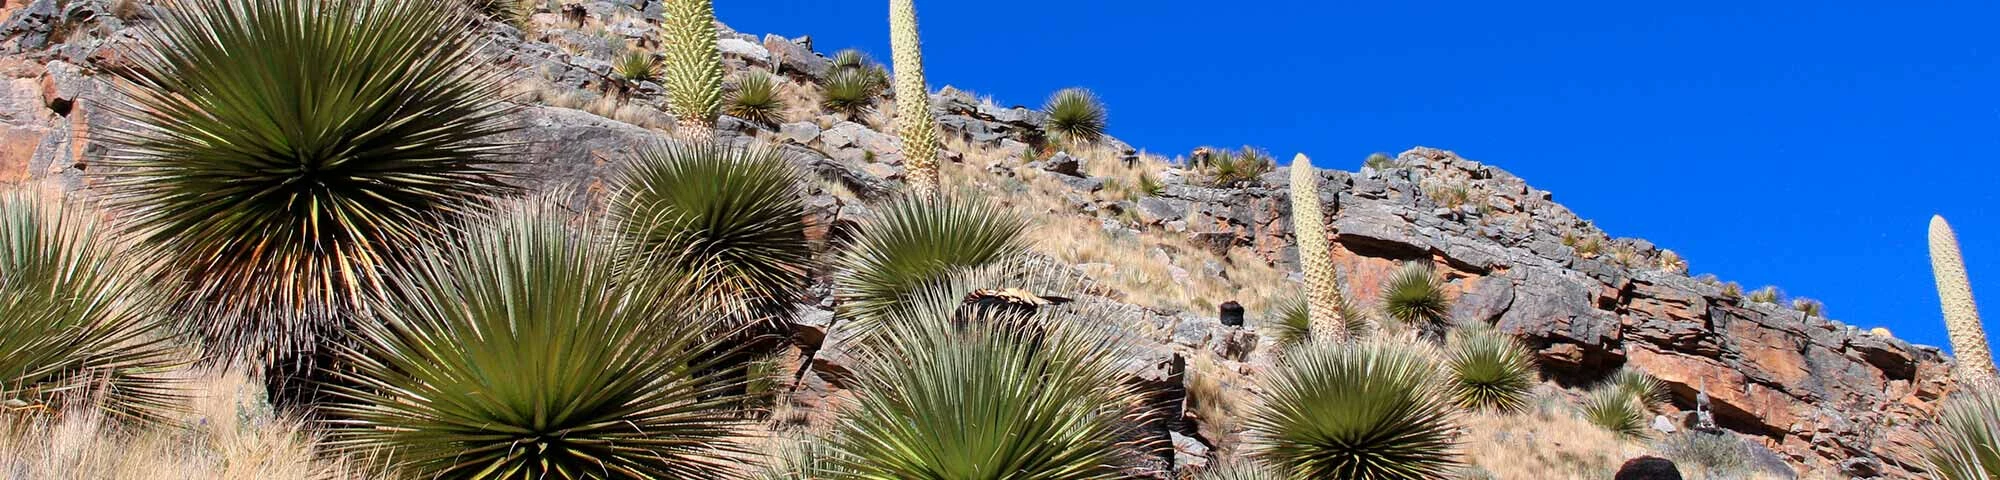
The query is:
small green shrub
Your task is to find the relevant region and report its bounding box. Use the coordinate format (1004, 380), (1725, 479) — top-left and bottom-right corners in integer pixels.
(1247, 341), (1463, 479)
(608, 142), (810, 324)
(834, 194), (1029, 326)
(615, 49), (659, 83)
(1137, 170), (1166, 197)
(1611, 368), (1670, 412)
(828, 48), (888, 92)
(727, 71), (786, 125)
(327, 200), (749, 478)
(1580, 387), (1649, 439)
(1191, 146), (1275, 187)
(1364, 152), (1397, 170)
(1043, 87), (1107, 145)
(1382, 261), (1453, 342)
(0, 192), (181, 424)
(1446, 328), (1538, 413)
(820, 67), (879, 115)
(827, 272), (1145, 478)
(1267, 290), (1371, 350)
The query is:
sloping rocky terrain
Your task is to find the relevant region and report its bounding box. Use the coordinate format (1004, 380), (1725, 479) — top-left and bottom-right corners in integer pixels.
(0, 0), (1961, 477)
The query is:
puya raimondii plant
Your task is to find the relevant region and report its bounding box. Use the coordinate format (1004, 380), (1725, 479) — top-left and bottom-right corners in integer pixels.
(325, 199), (751, 479)
(0, 191), (182, 424)
(101, 0), (516, 374)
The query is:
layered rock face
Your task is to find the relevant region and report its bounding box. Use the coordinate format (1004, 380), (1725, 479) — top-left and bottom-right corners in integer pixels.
(1150, 147), (1956, 477)
(0, 1), (1958, 477)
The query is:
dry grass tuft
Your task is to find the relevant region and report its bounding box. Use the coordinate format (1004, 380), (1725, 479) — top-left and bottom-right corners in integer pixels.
(1460, 398), (1637, 479)
(934, 139), (1289, 317)
(0, 370), (376, 479)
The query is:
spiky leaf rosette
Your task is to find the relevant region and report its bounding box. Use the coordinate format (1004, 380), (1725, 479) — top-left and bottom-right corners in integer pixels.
(324, 200), (749, 479)
(1267, 294), (1370, 352)
(889, 0), (941, 197)
(615, 50), (660, 83)
(1921, 387), (2000, 480)
(663, 0), (724, 138)
(834, 194), (1028, 325)
(1445, 328), (1538, 413)
(1931, 215), (1998, 385)
(609, 142), (810, 325)
(1289, 155), (1355, 344)
(1382, 262), (1453, 342)
(1042, 87), (1107, 146)
(827, 265), (1148, 479)
(1609, 367), (1670, 412)
(727, 71), (787, 126)
(1581, 387), (1650, 440)
(820, 67), (880, 116)
(0, 191), (182, 424)
(750, 431), (853, 479)
(829, 49), (891, 93)
(1247, 341), (1462, 479)
(100, 0), (516, 367)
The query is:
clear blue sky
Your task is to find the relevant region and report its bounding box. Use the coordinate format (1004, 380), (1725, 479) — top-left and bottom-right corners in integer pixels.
(723, 1), (2000, 352)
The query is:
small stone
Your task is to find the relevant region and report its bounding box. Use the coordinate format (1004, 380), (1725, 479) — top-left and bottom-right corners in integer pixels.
(1041, 151), (1083, 177)
(777, 122), (820, 144)
(1652, 415), (1678, 434)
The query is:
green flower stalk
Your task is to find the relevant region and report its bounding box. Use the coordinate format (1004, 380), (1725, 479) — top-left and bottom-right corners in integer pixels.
(663, 0), (723, 139)
(1290, 154), (1355, 343)
(1932, 215), (1997, 386)
(890, 0), (941, 197)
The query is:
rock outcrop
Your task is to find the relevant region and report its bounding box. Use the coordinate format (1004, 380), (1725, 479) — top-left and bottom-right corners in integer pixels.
(0, 1), (1957, 477)
(1147, 147), (1954, 477)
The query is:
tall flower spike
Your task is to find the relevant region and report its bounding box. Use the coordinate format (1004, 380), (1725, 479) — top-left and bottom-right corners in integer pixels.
(890, 0), (940, 196)
(1291, 154), (1355, 343)
(663, 0), (723, 140)
(1932, 215), (1997, 385)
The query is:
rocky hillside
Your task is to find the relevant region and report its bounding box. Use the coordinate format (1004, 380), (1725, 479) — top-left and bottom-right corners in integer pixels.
(0, 0), (1961, 478)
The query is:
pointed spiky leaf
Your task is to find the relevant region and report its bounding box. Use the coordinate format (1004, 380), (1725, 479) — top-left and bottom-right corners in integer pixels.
(1445, 328), (1538, 413)
(727, 71), (786, 126)
(1043, 88), (1107, 145)
(0, 191), (183, 424)
(323, 199), (750, 479)
(1921, 387), (2000, 480)
(828, 263), (1149, 479)
(1382, 261), (1452, 342)
(1581, 387), (1650, 440)
(609, 141), (811, 325)
(99, 0), (516, 367)
(1247, 341), (1463, 479)
(834, 194), (1028, 326)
